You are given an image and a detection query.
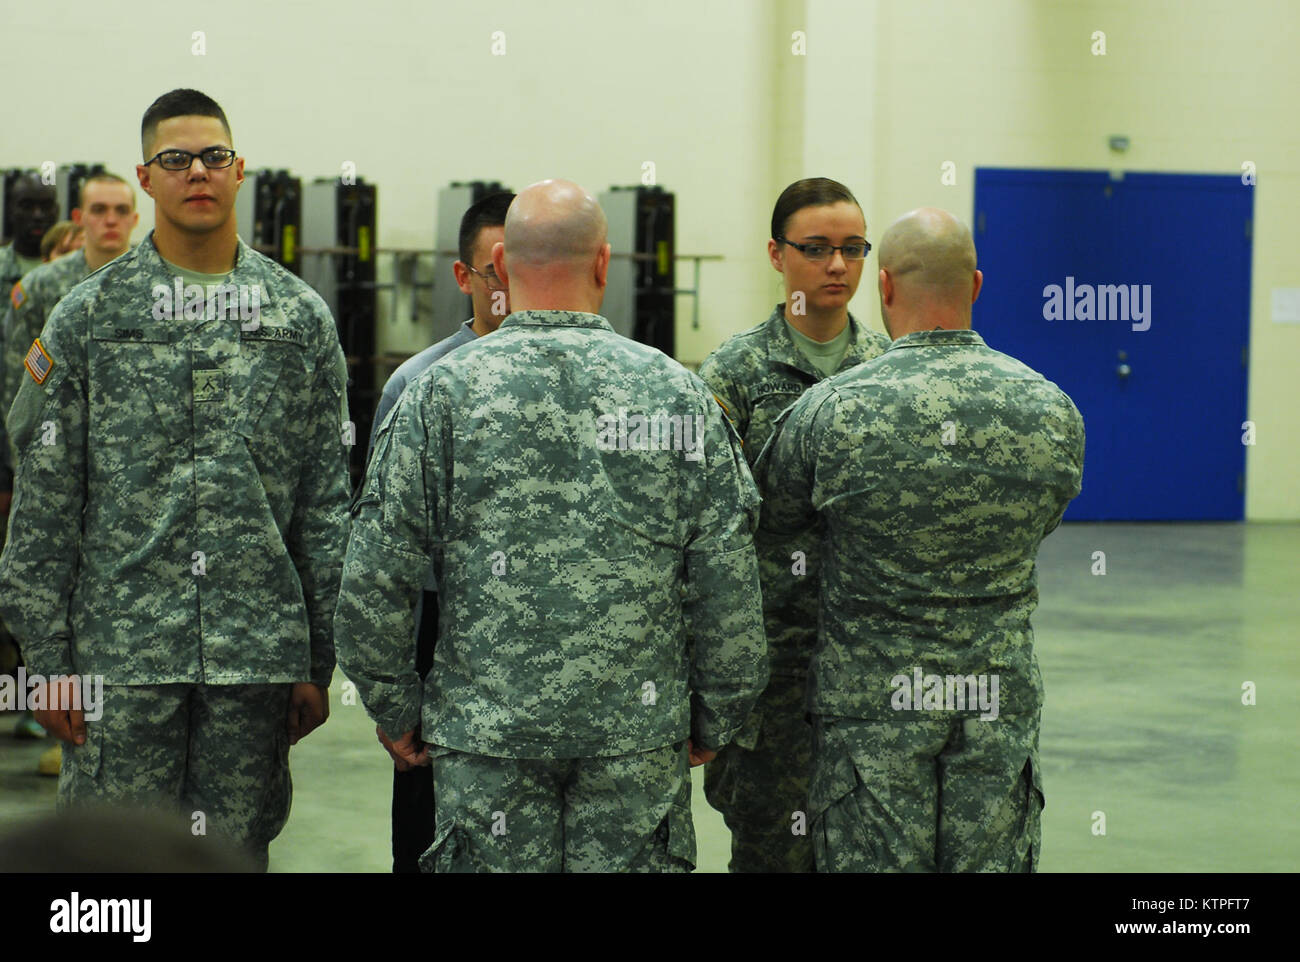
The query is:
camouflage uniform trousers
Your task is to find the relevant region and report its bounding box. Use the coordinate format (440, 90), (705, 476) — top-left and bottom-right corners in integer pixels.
(703, 672), (814, 872)
(422, 741), (695, 873)
(810, 711), (1044, 873)
(0, 518), (17, 676)
(59, 683), (293, 872)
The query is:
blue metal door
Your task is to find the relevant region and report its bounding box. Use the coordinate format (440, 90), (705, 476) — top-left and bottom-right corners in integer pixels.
(972, 168), (1252, 520)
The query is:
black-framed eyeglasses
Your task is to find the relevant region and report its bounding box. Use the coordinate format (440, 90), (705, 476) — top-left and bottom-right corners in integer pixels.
(143, 146), (237, 171)
(776, 237), (871, 261)
(464, 264), (504, 290)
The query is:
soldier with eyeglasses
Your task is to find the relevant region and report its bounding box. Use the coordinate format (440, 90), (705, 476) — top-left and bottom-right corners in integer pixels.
(696, 177), (890, 872)
(0, 88), (351, 870)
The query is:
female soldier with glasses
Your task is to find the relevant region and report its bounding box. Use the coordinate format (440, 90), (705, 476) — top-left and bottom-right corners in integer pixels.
(696, 177), (890, 873)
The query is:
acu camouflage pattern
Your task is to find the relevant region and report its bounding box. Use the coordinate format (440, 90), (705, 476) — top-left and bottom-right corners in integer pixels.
(696, 303), (890, 678)
(756, 328), (1084, 721)
(2, 250), (90, 418)
(696, 303), (888, 872)
(0, 243), (35, 490)
(1, 249), (91, 473)
(58, 683), (293, 872)
(811, 712), (1043, 872)
(336, 309), (769, 759)
(0, 232), (351, 686)
(425, 741), (694, 872)
(700, 672), (814, 872)
(757, 328), (1081, 872)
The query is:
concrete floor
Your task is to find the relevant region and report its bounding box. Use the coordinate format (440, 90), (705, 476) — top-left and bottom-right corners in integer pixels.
(1, 522), (1296, 872)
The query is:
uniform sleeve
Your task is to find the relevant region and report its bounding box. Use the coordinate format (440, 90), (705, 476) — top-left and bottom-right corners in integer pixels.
(1044, 397), (1086, 537)
(334, 379), (437, 737)
(0, 305), (87, 677)
(0, 303), (12, 490)
(2, 280), (47, 485)
(366, 371), (407, 467)
(682, 387), (768, 752)
(754, 388), (829, 535)
(696, 351), (750, 440)
(285, 314), (353, 687)
(0, 289), (21, 489)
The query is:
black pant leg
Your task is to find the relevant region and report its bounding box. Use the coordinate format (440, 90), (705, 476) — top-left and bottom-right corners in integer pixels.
(391, 589), (439, 873)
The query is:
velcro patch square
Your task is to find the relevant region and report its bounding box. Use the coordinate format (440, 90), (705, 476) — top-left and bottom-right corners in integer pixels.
(24, 338), (53, 384)
(193, 369), (224, 402)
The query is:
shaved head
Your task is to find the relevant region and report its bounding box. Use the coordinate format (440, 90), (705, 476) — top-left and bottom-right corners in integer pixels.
(494, 179), (611, 314)
(877, 207), (982, 337)
(878, 207), (977, 299)
(505, 179), (607, 266)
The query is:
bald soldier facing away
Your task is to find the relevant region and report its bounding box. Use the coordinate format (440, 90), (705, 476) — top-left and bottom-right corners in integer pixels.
(336, 179), (768, 872)
(757, 208), (1084, 872)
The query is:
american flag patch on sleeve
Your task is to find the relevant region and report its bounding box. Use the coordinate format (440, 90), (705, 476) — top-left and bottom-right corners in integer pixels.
(25, 338), (53, 384)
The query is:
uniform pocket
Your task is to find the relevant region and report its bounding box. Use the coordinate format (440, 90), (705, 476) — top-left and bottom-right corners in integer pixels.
(420, 817), (475, 873)
(648, 798), (696, 873)
(808, 723), (875, 872)
(233, 337), (309, 441)
(73, 720), (103, 779)
(1020, 754), (1045, 873)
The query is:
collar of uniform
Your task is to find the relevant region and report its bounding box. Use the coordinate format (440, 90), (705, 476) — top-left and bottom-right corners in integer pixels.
(499, 309), (613, 332)
(887, 328), (985, 351)
(764, 302), (869, 378)
(139, 230), (260, 284)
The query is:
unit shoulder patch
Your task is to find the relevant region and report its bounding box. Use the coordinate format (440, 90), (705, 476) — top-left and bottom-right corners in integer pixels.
(10, 281), (24, 310)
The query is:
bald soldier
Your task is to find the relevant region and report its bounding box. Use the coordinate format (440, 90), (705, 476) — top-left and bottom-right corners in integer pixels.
(337, 179), (768, 873)
(757, 208), (1084, 872)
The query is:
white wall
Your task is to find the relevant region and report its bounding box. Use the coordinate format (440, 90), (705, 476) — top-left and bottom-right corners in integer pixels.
(1, 0), (782, 361)
(4, 0), (1295, 516)
(802, 0), (1300, 519)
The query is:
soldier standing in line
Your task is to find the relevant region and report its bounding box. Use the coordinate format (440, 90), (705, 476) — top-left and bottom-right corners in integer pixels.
(0, 88), (351, 870)
(1, 171), (138, 774)
(337, 179), (768, 872)
(758, 207), (1084, 872)
(368, 190), (514, 873)
(0, 173), (58, 740)
(697, 177), (890, 872)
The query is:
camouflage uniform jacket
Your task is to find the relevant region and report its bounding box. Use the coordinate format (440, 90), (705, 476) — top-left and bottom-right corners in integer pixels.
(756, 328), (1084, 719)
(2, 249), (91, 475)
(696, 303), (890, 677)
(0, 232), (351, 685)
(336, 309), (769, 758)
(0, 243), (39, 490)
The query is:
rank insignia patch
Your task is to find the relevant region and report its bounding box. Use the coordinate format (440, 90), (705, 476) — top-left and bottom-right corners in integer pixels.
(24, 338), (53, 384)
(193, 369), (224, 402)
